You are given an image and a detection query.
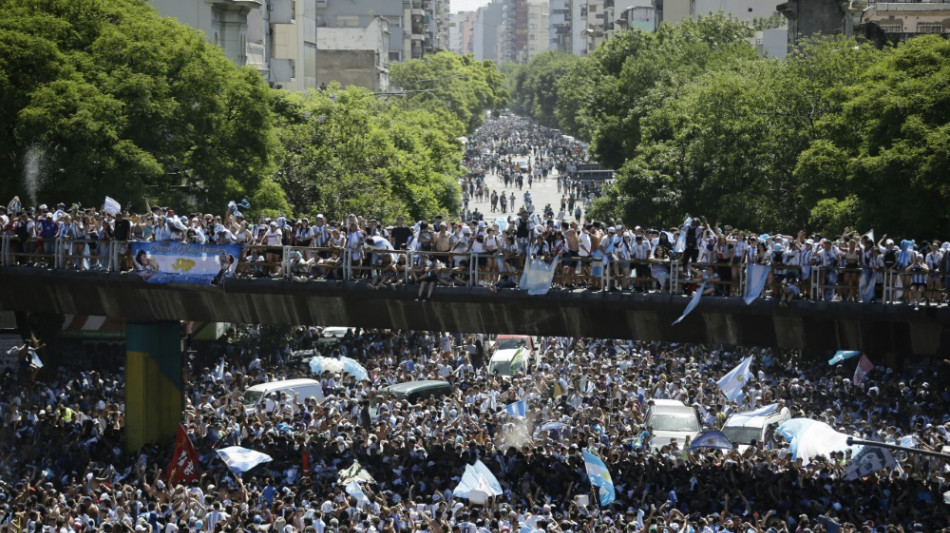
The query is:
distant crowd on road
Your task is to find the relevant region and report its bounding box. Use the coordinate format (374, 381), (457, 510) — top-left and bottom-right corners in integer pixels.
(2, 115), (949, 306)
(1, 326), (948, 533)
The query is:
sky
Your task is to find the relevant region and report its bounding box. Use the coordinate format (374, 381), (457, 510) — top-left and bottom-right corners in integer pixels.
(451, 0), (492, 14)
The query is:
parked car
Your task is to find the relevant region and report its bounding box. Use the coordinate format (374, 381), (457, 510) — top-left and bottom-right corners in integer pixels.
(370, 379), (453, 419)
(720, 405), (791, 452)
(644, 399), (702, 451)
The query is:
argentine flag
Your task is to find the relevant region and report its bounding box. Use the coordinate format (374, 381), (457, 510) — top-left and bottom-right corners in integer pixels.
(827, 350), (861, 366)
(504, 400), (527, 418)
(674, 215), (691, 254)
(582, 449), (616, 506)
(744, 264), (771, 304)
(717, 356), (753, 402)
(217, 446), (273, 474)
(672, 282), (705, 325)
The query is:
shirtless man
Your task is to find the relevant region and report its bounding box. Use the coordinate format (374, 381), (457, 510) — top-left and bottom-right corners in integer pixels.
(563, 223), (580, 284)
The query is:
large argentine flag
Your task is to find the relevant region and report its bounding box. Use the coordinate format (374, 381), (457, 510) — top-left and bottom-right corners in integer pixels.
(519, 257), (559, 295)
(717, 356), (753, 402)
(217, 446), (273, 474)
(504, 400), (527, 418)
(744, 264), (771, 304)
(582, 449), (616, 506)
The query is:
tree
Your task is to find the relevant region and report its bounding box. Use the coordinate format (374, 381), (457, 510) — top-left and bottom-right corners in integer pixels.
(390, 52), (508, 135)
(1, 0), (280, 214)
(508, 51), (580, 128)
(271, 86), (462, 223)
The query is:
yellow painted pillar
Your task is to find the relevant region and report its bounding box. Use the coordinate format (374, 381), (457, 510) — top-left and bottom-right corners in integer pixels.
(125, 322), (182, 450)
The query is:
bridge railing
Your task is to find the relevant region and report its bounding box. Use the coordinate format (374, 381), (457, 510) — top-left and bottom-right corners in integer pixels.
(4, 235), (943, 304)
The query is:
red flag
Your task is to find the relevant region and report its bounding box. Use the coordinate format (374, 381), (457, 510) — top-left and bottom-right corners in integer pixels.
(167, 425), (200, 485)
(853, 355), (874, 386)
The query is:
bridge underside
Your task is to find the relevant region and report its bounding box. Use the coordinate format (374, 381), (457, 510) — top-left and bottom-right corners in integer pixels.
(1, 268), (948, 356)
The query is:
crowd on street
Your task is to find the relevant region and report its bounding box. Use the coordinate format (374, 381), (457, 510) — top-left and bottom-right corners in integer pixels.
(1, 326), (948, 533)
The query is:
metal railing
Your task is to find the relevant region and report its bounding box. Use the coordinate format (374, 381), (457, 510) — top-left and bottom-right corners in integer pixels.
(2, 235), (946, 304)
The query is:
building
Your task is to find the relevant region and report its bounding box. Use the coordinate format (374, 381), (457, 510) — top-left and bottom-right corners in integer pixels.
(526, 1), (551, 61)
(550, 0), (573, 53)
(449, 11), (478, 55)
(652, 0), (787, 58)
(473, 0), (504, 62)
(314, 0), (448, 62)
(776, 0), (846, 45)
(315, 16), (390, 90)
(617, 3), (657, 32)
(859, 2), (950, 42)
(149, 0), (318, 91)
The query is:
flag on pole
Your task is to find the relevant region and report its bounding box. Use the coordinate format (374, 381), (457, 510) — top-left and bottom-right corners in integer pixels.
(853, 355), (874, 386)
(167, 425), (200, 485)
(717, 356), (753, 402)
(582, 449), (616, 506)
(217, 446), (273, 474)
(103, 196), (121, 216)
(827, 350), (861, 366)
(672, 282), (705, 325)
(744, 264), (771, 304)
(504, 400), (527, 418)
(674, 215), (691, 254)
(509, 347), (525, 376)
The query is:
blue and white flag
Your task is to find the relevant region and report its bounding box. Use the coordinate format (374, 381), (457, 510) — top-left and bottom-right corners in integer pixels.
(217, 446), (272, 474)
(860, 267), (876, 303)
(504, 400), (526, 418)
(346, 481), (369, 506)
(725, 403), (778, 427)
(673, 215), (691, 254)
(717, 356), (753, 402)
(453, 461), (503, 502)
(129, 242), (243, 285)
(30, 349), (43, 369)
(213, 358), (226, 381)
(103, 196), (121, 216)
(827, 350), (861, 366)
(743, 263), (771, 304)
(672, 282), (704, 325)
(7, 196), (21, 214)
(690, 430), (734, 450)
(519, 257), (559, 295)
(582, 449), (615, 506)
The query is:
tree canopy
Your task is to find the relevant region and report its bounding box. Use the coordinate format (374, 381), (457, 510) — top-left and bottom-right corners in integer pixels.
(0, 0), (278, 213)
(0, 2), (502, 222)
(511, 14), (950, 238)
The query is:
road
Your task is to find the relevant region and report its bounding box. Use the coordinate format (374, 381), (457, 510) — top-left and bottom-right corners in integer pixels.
(464, 155), (582, 224)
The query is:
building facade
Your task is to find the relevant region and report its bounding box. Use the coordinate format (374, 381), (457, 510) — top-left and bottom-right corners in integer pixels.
(527, 0), (551, 61)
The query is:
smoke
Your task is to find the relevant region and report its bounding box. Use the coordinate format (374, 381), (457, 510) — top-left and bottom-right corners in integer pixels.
(495, 418), (533, 452)
(23, 144), (47, 205)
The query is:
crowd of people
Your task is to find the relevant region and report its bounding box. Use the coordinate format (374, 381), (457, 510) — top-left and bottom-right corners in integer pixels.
(1, 325), (948, 533)
(2, 115), (948, 306)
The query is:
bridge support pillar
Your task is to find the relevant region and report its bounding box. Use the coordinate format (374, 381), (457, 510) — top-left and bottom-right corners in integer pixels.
(125, 322), (182, 451)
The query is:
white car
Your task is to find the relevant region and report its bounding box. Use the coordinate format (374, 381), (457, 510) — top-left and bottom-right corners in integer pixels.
(721, 404), (791, 453)
(488, 335), (534, 377)
(644, 399), (702, 451)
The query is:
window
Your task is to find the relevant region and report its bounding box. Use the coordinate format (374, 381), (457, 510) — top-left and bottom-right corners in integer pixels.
(878, 23), (902, 34)
(336, 15), (360, 27)
(389, 51), (402, 62)
(917, 23), (942, 33)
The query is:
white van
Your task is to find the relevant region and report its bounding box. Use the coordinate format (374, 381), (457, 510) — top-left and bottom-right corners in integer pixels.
(644, 399), (702, 451)
(242, 378), (324, 415)
(721, 404), (791, 452)
(488, 335), (535, 377)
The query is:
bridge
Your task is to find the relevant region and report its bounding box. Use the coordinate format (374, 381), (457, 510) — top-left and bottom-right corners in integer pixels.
(1, 267), (948, 356)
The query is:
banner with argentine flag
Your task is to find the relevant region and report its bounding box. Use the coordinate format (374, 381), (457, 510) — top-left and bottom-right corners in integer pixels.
(129, 242), (243, 285)
(582, 449), (616, 506)
(744, 263), (771, 304)
(717, 356), (753, 402)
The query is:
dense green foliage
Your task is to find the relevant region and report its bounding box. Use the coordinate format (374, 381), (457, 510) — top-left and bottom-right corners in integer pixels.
(390, 52), (508, 135)
(0, 1), (503, 222)
(512, 14), (950, 238)
(0, 0), (278, 213)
